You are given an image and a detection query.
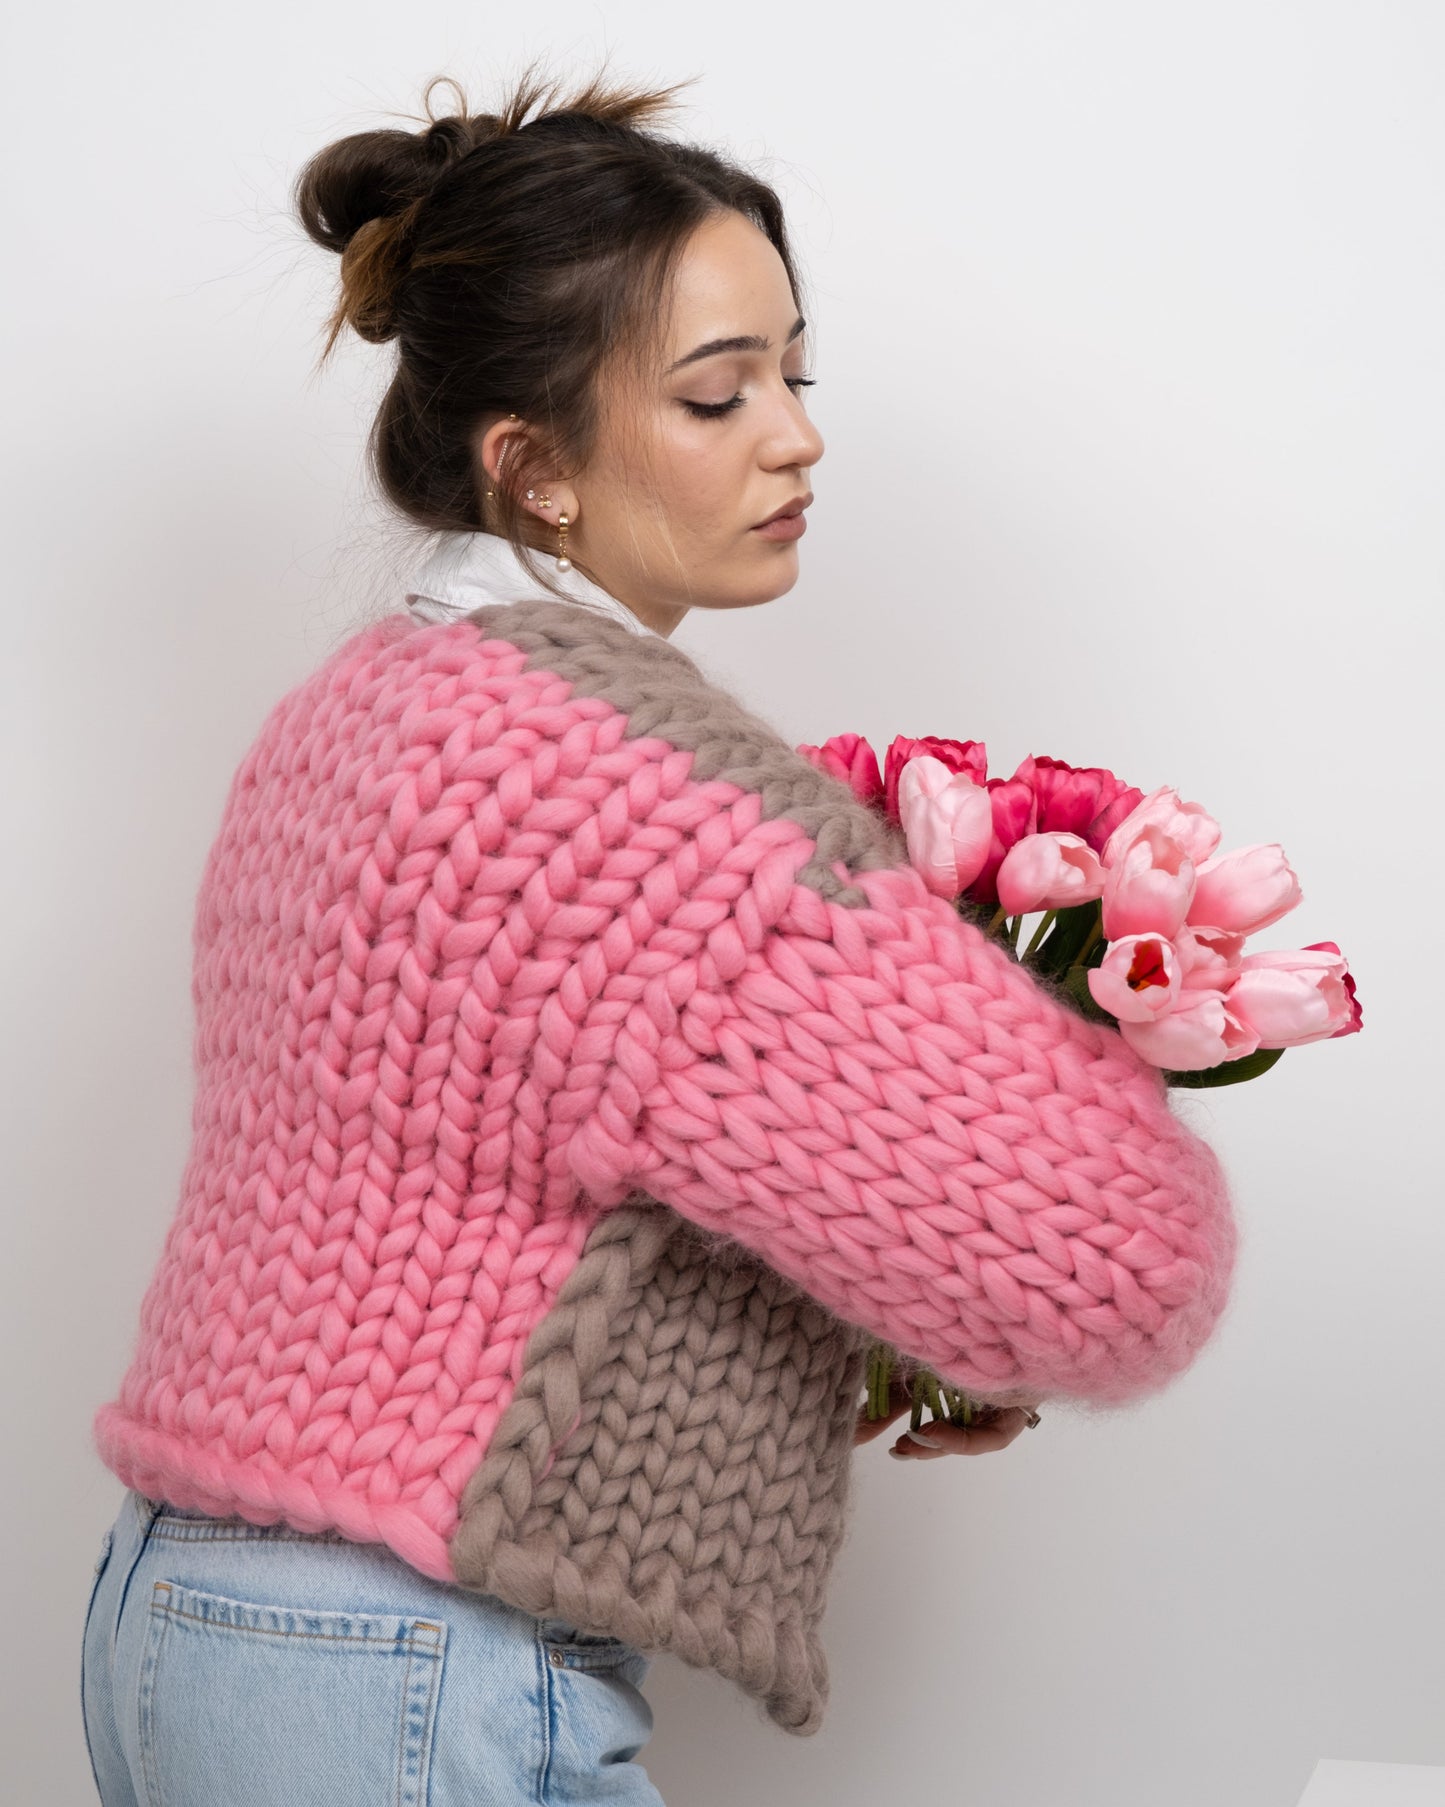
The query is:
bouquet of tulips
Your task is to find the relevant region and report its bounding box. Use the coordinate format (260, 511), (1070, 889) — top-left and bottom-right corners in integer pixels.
(796, 732), (1363, 1435)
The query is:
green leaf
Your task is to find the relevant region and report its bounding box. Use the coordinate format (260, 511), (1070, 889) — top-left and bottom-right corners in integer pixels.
(1032, 900), (1103, 976)
(1057, 962), (1115, 1026)
(1162, 1045), (1287, 1088)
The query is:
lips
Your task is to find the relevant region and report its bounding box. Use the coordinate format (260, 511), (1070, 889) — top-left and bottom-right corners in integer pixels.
(753, 493), (813, 528)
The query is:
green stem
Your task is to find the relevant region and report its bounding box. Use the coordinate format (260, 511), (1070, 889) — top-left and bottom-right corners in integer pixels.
(867, 1341), (890, 1418)
(1070, 917), (1104, 967)
(1022, 910), (1057, 961)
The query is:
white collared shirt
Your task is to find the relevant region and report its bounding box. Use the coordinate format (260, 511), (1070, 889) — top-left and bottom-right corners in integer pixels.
(404, 529), (657, 638)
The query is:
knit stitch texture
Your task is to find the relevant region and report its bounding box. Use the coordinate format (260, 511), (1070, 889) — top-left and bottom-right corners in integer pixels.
(94, 597), (1238, 1733)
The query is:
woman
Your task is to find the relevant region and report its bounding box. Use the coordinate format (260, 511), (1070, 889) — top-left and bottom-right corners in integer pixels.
(81, 67), (1236, 1805)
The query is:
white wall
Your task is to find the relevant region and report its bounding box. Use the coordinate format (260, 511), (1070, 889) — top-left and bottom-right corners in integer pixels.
(6, 4), (1440, 1803)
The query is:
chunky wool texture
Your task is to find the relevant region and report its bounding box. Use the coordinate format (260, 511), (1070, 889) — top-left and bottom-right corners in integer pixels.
(94, 598), (1238, 1734)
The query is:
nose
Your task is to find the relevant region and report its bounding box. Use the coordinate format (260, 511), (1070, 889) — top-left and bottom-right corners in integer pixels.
(795, 407), (825, 470)
(767, 385), (825, 472)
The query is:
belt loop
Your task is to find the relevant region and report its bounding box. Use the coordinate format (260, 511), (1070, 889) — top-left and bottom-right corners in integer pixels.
(132, 1491), (164, 1536)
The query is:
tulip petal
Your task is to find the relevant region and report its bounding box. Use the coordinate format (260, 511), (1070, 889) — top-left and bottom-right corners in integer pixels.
(1117, 990), (1259, 1070)
(1102, 785), (1222, 867)
(1189, 843), (1303, 935)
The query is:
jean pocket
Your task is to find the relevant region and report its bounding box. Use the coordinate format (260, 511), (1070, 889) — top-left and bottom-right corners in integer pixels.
(136, 1578), (446, 1807)
(542, 1618), (647, 1675)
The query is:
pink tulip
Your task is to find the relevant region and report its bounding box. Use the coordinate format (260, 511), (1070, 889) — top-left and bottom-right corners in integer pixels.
(1086, 934), (1183, 1023)
(1188, 843), (1303, 935)
(1116, 988), (1262, 1071)
(1222, 945), (1359, 1047)
(1102, 785), (1222, 868)
(1304, 940), (1363, 1036)
(896, 756), (995, 899)
(1100, 825), (1198, 940)
(883, 735), (987, 825)
(797, 732), (885, 807)
(995, 832), (1106, 916)
(1174, 923), (1249, 993)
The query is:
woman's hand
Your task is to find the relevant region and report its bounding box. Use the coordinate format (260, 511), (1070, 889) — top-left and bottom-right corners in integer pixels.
(853, 1375), (1040, 1459)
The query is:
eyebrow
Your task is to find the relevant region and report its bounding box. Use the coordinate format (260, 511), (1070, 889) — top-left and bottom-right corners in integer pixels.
(666, 315), (807, 375)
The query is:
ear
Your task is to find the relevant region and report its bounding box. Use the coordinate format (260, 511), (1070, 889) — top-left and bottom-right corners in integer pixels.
(477, 415), (582, 529)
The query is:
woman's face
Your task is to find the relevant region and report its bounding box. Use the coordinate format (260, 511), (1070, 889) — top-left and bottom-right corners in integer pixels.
(567, 209), (826, 635)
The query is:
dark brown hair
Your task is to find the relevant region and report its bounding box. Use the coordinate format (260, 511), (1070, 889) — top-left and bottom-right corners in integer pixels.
(292, 62), (807, 597)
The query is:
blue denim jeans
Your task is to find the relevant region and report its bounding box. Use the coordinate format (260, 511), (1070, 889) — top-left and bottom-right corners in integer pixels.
(81, 1489), (664, 1805)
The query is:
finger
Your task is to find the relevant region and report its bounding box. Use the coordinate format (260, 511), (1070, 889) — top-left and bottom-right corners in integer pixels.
(890, 1407), (1033, 1459)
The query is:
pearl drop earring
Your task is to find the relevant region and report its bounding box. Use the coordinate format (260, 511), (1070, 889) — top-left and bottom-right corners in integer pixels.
(556, 512), (571, 572)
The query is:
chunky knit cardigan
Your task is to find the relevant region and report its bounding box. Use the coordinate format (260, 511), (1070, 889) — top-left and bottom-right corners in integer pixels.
(94, 580), (1238, 1735)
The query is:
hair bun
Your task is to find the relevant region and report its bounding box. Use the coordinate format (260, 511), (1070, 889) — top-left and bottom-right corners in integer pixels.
(294, 66), (699, 358)
(293, 78), (498, 344)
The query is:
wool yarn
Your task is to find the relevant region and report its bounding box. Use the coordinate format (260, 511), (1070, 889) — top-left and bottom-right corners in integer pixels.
(94, 597), (1237, 1733)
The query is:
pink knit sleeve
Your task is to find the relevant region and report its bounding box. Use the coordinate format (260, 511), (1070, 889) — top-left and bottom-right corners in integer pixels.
(565, 824), (1238, 1411)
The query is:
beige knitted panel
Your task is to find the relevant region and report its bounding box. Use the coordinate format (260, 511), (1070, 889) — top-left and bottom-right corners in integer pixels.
(446, 598), (891, 1729)
(463, 597), (911, 905)
(449, 1196), (874, 1735)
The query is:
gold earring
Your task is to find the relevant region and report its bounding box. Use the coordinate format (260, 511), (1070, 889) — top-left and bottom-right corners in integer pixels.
(536, 492), (552, 509)
(484, 416), (521, 500)
(556, 512), (571, 572)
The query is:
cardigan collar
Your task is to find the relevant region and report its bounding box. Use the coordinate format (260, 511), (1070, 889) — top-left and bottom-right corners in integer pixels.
(404, 529), (657, 638)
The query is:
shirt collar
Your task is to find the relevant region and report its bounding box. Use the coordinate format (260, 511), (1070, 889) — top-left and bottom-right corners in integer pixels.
(403, 529), (657, 638)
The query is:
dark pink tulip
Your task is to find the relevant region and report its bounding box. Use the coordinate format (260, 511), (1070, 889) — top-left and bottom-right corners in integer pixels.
(797, 732), (885, 807)
(966, 776), (1039, 907)
(1012, 754), (1144, 853)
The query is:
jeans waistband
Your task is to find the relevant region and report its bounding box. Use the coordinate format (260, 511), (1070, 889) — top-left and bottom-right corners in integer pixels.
(131, 1490), (352, 1545)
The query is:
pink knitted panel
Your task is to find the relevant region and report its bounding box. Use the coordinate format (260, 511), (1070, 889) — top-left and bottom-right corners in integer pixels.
(94, 613), (1237, 1576)
(566, 858), (1236, 1405)
(96, 619), (671, 1563)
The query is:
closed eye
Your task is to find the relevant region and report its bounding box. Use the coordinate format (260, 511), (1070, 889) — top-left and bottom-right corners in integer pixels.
(681, 377), (816, 420)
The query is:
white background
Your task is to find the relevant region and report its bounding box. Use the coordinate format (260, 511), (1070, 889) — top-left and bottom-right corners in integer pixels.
(5, 4), (1441, 1803)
